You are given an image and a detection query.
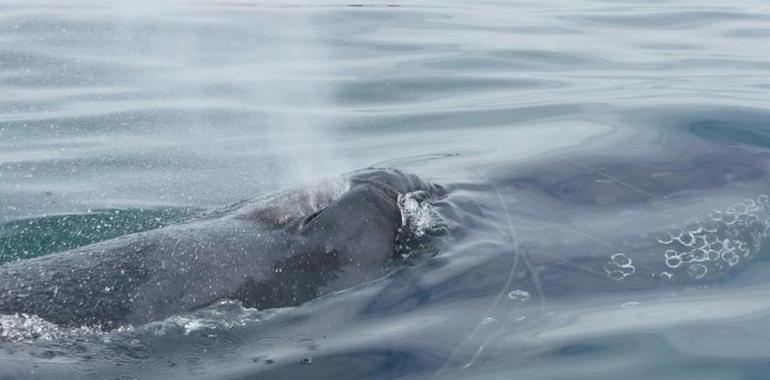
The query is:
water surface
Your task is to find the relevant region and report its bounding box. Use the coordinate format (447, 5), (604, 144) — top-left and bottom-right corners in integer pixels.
(2, 1), (770, 379)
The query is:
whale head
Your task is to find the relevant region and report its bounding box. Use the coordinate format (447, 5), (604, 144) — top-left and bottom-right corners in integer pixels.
(228, 169), (443, 310)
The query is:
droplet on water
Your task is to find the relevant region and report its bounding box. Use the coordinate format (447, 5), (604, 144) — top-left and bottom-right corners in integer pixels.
(508, 290), (530, 302)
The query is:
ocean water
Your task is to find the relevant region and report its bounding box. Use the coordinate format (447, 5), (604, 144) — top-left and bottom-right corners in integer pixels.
(2, 1), (770, 379)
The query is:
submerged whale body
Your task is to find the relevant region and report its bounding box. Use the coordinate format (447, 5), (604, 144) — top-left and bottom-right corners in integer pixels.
(458, 146), (770, 298)
(0, 169), (439, 328)
(362, 146), (770, 334)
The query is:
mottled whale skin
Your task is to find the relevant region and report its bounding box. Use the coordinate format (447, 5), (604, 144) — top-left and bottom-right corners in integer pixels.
(0, 169), (438, 328)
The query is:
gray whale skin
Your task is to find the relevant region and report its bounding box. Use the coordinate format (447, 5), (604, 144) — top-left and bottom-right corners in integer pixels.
(0, 169), (437, 328)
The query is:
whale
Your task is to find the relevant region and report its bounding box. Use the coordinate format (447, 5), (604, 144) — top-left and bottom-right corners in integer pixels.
(320, 142), (770, 380)
(0, 169), (442, 328)
(2, 141), (767, 334)
(3, 133), (770, 380)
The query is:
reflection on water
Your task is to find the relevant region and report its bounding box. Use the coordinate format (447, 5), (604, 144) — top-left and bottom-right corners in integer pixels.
(2, 0), (770, 379)
(0, 207), (198, 264)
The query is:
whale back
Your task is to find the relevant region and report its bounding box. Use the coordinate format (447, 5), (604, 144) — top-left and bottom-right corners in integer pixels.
(0, 169), (437, 328)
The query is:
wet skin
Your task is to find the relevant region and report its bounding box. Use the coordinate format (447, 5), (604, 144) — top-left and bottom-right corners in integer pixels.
(0, 169), (438, 328)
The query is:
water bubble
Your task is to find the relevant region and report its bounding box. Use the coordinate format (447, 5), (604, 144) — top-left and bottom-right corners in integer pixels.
(611, 253), (632, 267)
(300, 357), (312, 365)
(677, 231), (695, 246)
(757, 194), (769, 209)
(687, 264), (708, 279)
(665, 255), (683, 268)
(664, 249), (679, 259)
(508, 290), (530, 302)
(656, 231), (675, 245)
(621, 301), (639, 309)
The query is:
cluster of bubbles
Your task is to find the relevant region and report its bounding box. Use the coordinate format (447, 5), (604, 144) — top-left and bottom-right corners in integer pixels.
(656, 195), (770, 280)
(395, 190), (450, 259)
(603, 253), (636, 281)
(602, 195), (770, 282)
(604, 195), (770, 282)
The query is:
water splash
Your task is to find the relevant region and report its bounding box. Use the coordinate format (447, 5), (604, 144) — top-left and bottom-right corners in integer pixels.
(395, 190), (450, 259)
(0, 313), (126, 343)
(0, 300), (277, 343)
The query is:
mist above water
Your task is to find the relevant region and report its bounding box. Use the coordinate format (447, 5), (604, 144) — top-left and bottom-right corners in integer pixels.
(0, 1), (349, 220)
(115, 2), (348, 186)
